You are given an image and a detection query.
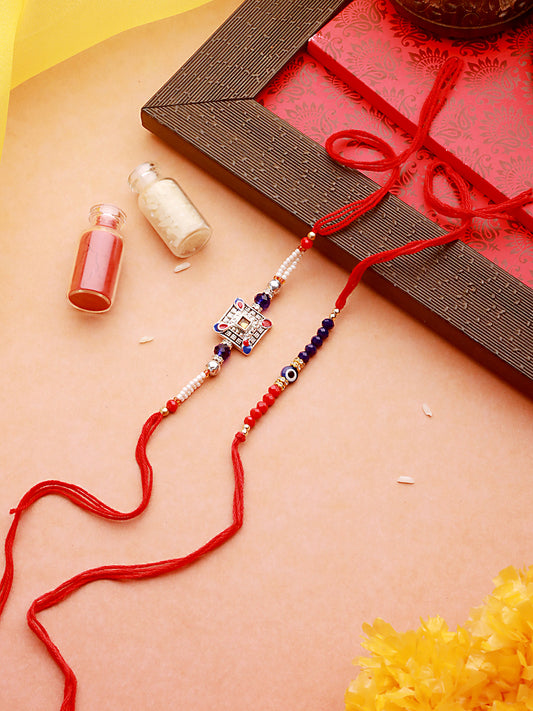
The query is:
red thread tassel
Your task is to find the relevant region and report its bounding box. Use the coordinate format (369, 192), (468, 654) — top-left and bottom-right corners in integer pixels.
(0, 415), (245, 710)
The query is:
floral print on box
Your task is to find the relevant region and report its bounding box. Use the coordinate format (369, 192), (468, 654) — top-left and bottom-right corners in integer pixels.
(257, 51), (533, 288)
(308, 0), (533, 232)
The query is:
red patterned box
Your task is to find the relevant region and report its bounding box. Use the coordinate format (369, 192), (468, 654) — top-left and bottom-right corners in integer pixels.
(307, 0), (533, 232)
(257, 50), (533, 288)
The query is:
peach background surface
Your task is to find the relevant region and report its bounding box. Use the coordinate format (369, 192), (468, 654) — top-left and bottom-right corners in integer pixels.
(0, 1), (532, 709)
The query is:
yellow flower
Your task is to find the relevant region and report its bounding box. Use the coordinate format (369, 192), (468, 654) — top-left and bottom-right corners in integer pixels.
(346, 566), (533, 711)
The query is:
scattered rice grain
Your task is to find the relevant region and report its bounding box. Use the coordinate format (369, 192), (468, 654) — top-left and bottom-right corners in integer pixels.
(422, 403), (433, 417)
(397, 476), (415, 485)
(174, 262), (191, 273)
(139, 336), (154, 344)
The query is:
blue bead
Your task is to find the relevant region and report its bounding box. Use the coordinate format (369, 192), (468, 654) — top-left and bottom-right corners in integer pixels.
(311, 335), (323, 348)
(254, 292), (271, 310)
(214, 343), (231, 361)
(317, 327), (329, 340)
(305, 343), (317, 358)
(281, 365), (298, 383)
(298, 350), (309, 363)
(322, 318), (334, 331)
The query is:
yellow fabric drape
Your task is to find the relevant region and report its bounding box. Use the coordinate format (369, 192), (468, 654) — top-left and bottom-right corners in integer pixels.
(0, 0), (212, 158)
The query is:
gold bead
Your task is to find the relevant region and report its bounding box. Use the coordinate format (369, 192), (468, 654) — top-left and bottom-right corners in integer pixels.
(291, 357), (305, 372)
(160, 407), (170, 417)
(242, 424), (251, 436)
(307, 231), (316, 240)
(275, 377), (288, 390)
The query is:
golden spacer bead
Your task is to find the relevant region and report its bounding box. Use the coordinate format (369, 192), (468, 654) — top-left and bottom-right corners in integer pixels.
(291, 357), (305, 372)
(241, 424), (251, 436)
(275, 377), (289, 390)
(307, 231), (316, 240)
(160, 407), (170, 417)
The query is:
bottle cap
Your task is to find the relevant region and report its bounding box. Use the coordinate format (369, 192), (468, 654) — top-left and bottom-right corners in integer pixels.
(89, 203), (126, 230)
(128, 162), (159, 193)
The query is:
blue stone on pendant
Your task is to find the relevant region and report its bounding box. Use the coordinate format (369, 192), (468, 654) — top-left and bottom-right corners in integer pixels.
(254, 292), (271, 310)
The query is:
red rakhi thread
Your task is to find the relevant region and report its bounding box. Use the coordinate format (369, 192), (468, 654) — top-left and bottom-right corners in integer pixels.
(313, 56), (463, 236)
(0, 412), (161, 617)
(2, 54), (532, 711)
(334, 161), (533, 310)
(1, 409), (244, 711)
(232, 154), (533, 510)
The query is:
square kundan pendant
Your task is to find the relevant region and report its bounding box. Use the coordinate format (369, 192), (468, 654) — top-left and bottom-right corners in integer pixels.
(213, 298), (272, 355)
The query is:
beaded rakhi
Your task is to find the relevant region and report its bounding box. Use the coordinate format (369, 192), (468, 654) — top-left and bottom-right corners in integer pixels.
(160, 232), (327, 417)
(1, 57), (532, 711)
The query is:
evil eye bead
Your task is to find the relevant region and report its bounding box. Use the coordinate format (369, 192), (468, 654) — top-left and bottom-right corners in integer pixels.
(281, 365), (298, 384)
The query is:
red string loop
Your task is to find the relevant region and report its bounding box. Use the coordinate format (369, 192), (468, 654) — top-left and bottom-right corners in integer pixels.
(424, 160), (533, 222)
(312, 56), (532, 311)
(314, 132), (400, 236)
(314, 57), (463, 236)
(324, 130), (400, 173)
(335, 160), (533, 311)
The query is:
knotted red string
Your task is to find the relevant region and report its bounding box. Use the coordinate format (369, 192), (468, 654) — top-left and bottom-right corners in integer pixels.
(334, 161), (533, 310)
(313, 56), (463, 236)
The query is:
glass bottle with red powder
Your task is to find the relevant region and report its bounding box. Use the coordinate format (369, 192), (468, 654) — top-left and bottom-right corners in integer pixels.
(68, 204), (126, 313)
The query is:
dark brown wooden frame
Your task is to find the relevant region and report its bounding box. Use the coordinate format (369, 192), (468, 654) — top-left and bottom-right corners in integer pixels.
(141, 0), (533, 397)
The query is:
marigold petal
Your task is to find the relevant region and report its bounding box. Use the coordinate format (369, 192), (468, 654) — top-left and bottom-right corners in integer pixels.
(346, 565), (533, 711)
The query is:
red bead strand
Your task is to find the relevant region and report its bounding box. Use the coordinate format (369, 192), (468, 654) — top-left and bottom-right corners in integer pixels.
(268, 384), (282, 398)
(238, 313), (339, 438)
(240, 382), (286, 436)
(257, 401), (269, 415)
